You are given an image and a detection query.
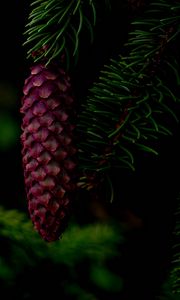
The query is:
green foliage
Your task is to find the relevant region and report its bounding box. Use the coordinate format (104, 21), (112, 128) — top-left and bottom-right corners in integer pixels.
(77, 0), (180, 174)
(157, 282), (180, 300)
(0, 206), (123, 299)
(156, 193), (180, 299)
(23, 0), (107, 66)
(90, 265), (123, 292)
(169, 193), (180, 294)
(0, 113), (19, 150)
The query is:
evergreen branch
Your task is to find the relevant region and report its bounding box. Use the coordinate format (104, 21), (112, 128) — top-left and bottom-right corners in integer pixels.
(77, 0), (180, 176)
(23, 0), (106, 66)
(169, 193), (180, 294)
(157, 193), (180, 299)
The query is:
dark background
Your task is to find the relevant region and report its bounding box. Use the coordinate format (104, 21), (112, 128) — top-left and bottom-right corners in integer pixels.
(0, 1), (29, 210)
(0, 1), (179, 299)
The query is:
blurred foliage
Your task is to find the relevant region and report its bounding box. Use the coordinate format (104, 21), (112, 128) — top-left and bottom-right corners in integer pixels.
(0, 112), (19, 150)
(0, 206), (123, 299)
(157, 282), (180, 300)
(165, 193), (180, 297)
(0, 82), (18, 109)
(0, 81), (20, 151)
(157, 275), (179, 299)
(156, 193), (180, 300)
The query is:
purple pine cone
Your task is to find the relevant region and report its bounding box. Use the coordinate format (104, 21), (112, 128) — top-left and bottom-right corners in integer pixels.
(20, 63), (77, 242)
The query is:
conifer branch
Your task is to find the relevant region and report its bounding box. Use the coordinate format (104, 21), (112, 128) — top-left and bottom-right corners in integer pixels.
(157, 193), (180, 299)
(169, 193), (180, 294)
(23, 0), (107, 66)
(77, 0), (180, 176)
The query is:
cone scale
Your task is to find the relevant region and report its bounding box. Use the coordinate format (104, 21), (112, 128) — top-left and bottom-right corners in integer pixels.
(20, 63), (77, 242)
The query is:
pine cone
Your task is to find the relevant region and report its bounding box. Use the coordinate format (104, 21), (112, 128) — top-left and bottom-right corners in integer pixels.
(20, 63), (77, 242)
